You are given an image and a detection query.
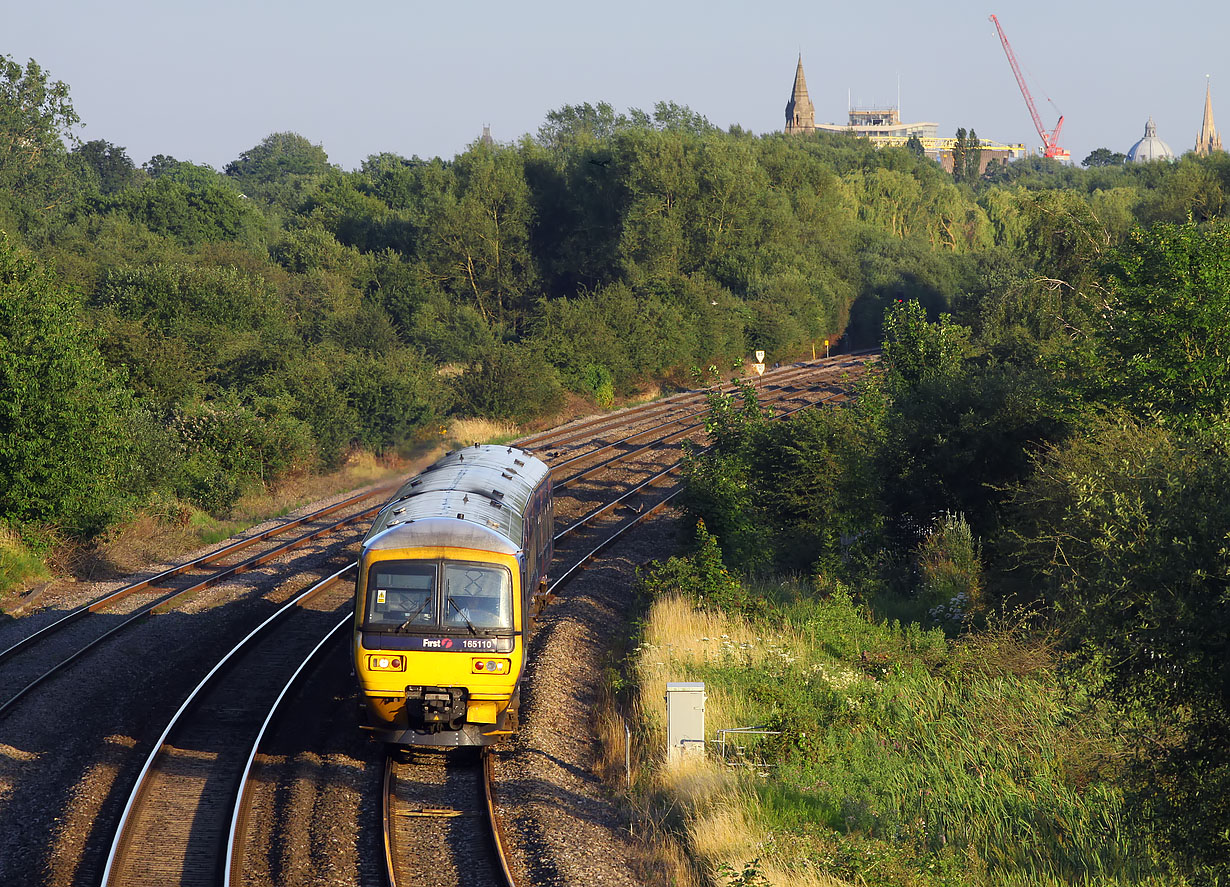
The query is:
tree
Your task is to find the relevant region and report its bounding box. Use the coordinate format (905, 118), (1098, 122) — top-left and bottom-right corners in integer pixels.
(880, 298), (971, 396)
(951, 128), (968, 183)
(651, 101), (715, 135)
(225, 131), (330, 182)
(143, 155), (226, 189)
(0, 235), (136, 537)
(905, 135), (925, 159)
(72, 139), (142, 194)
(432, 145), (537, 330)
(1081, 147), (1126, 168)
(0, 55), (80, 227)
(537, 102), (628, 148)
(103, 177), (262, 246)
(225, 131), (331, 209)
(964, 128), (982, 183)
(951, 127), (983, 184)
(1097, 221), (1230, 427)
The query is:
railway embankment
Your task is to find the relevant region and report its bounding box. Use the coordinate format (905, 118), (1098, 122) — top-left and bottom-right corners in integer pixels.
(604, 535), (1169, 887)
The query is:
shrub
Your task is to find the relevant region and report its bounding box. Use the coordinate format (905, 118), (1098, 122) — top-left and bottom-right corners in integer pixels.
(915, 511), (983, 626)
(450, 342), (563, 423)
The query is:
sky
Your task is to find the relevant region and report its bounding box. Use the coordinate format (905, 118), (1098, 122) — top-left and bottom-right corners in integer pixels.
(6, 0), (1227, 171)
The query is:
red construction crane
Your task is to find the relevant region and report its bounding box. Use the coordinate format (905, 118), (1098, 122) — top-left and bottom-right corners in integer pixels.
(989, 14), (1070, 162)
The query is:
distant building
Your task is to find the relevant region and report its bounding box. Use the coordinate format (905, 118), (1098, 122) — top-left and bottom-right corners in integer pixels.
(784, 56), (815, 135)
(1127, 117), (1174, 162)
(784, 57), (1025, 171)
(815, 105), (939, 141)
(1194, 81), (1223, 156)
(480, 125), (495, 147)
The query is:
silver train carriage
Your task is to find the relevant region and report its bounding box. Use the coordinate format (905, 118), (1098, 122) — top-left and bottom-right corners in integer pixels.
(353, 445), (553, 746)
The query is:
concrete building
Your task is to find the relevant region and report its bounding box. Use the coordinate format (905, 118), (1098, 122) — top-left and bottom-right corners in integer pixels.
(815, 105), (939, 141)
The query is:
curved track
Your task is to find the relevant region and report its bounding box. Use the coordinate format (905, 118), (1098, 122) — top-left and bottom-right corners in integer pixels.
(0, 353), (872, 886)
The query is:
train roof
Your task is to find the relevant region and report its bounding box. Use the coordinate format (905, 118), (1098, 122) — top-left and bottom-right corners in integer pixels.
(362, 445), (550, 556)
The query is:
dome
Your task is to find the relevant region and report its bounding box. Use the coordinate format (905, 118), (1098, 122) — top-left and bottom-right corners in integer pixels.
(1128, 117), (1175, 162)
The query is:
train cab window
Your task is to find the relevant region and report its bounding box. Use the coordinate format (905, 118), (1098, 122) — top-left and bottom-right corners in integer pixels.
(443, 563), (512, 630)
(366, 562), (435, 628)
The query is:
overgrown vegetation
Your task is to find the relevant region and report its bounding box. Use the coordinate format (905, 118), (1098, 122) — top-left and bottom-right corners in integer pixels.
(632, 220), (1230, 883)
(624, 575), (1172, 886)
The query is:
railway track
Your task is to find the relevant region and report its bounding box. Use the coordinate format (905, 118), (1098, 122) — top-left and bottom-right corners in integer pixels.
(98, 570), (354, 886)
(381, 749), (514, 887)
(0, 488), (392, 721)
(371, 358), (871, 887)
(0, 353), (871, 886)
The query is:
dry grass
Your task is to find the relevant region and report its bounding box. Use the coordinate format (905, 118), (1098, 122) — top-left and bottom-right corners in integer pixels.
(756, 859), (849, 887)
(634, 595), (820, 741)
(627, 595), (859, 886)
(687, 786), (764, 863)
(444, 417), (521, 447)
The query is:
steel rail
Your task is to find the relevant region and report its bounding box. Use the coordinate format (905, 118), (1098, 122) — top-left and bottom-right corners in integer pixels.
(0, 485), (391, 668)
(515, 352), (868, 452)
(512, 363), (770, 451)
(223, 613), (351, 887)
(550, 375), (845, 489)
(0, 505), (377, 720)
(375, 363), (866, 886)
(551, 385), (852, 542)
(99, 563), (356, 886)
(483, 748), (518, 887)
(547, 385), (857, 591)
(381, 754), (400, 887)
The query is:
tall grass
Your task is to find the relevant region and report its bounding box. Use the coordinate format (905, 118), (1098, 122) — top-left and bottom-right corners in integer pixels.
(0, 525), (48, 602)
(625, 585), (1180, 887)
(446, 417), (521, 447)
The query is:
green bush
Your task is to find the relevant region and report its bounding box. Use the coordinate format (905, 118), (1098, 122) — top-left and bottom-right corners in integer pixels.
(1009, 414), (1230, 875)
(914, 511), (983, 627)
(0, 235), (138, 537)
(636, 519), (752, 614)
(450, 342), (563, 423)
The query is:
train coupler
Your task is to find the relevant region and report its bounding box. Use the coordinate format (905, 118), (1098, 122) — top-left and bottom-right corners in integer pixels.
(405, 685), (468, 730)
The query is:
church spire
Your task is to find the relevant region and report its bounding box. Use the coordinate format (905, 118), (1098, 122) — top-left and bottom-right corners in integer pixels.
(1195, 79), (1223, 156)
(784, 55), (815, 135)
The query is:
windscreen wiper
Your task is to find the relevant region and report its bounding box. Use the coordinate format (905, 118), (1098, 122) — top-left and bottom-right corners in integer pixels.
(397, 597), (431, 632)
(447, 597), (479, 635)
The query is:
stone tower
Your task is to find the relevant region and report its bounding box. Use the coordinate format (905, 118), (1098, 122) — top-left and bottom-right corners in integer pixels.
(785, 55), (815, 135)
(1195, 80), (1223, 156)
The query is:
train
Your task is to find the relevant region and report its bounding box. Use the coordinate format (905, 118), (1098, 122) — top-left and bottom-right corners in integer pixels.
(352, 444), (553, 747)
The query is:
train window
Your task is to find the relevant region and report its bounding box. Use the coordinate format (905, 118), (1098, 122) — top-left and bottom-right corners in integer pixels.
(367, 562), (435, 628)
(443, 563), (512, 630)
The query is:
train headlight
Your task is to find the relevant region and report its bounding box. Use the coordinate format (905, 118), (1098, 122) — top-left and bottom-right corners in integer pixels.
(368, 654), (405, 672)
(472, 658), (510, 674)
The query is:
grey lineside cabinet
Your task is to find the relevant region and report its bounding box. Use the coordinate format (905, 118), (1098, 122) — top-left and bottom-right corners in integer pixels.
(665, 682), (706, 763)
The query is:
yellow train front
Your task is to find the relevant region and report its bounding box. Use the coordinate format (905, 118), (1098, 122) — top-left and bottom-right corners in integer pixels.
(353, 445), (553, 747)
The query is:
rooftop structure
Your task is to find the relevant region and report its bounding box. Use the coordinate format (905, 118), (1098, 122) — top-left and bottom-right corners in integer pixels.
(816, 107), (939, 141)
(1195, 80), (1223, 156)
(1128, 117), (1174, 163)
